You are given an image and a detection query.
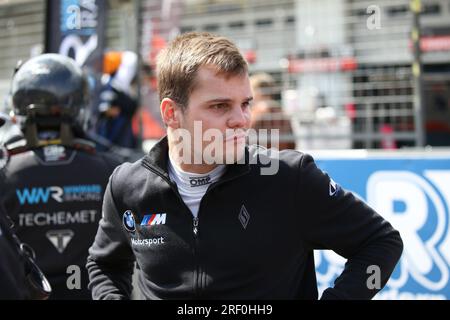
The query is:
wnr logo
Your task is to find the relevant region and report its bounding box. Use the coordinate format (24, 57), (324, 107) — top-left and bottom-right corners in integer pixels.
(16, 186), (63, 205)
(141, 213), (167, 226)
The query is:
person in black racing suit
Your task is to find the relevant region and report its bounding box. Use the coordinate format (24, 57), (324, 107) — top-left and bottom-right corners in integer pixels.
(0, 54), (121, 300)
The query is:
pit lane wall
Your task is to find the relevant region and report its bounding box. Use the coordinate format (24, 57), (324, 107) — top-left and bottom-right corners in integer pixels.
(312, 149), (450, 300)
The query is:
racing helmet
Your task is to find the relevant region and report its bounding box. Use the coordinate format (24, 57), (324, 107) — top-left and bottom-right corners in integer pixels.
(10, 53), (88, 123)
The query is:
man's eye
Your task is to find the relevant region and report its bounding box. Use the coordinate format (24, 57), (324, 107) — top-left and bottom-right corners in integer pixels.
(211, 103), (228, 110)
(242, 101), (253, 109)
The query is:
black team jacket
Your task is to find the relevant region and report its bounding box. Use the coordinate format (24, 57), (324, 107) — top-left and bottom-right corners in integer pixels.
(87, 137), (403, 300)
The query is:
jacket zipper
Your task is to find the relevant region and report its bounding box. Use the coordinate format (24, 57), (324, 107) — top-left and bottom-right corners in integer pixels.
(191, 176), (246, 297)
(143, 163), (250, 297)
(192, 216), (200, 296)
(144, 165), (203, 296)
(193, 217), (199, 236)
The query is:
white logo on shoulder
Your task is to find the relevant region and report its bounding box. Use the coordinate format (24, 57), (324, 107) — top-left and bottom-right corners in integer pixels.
(329, 178), (340, 197)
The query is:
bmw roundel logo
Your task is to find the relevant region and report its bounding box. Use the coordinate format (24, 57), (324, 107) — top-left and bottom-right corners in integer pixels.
(123, 210), (136, 232)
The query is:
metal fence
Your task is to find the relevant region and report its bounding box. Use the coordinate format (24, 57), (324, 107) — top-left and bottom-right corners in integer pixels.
(137, 0), (450, 149)
(1, 0), (450, 150)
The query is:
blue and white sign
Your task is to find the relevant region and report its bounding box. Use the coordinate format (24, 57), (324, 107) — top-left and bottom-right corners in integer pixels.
(315, 153), (450, 300)
(46, 0), (106, 70)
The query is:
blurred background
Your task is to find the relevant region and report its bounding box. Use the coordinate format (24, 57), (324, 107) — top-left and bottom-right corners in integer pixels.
(1, 0), (450, 150)
(0, 0), (449, 300)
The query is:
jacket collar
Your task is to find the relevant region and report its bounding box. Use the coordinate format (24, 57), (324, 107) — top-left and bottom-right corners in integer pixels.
(142, 136), (251, 183)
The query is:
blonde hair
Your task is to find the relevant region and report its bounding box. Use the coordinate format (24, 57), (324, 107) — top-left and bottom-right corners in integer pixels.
(157, 32), (248, 109)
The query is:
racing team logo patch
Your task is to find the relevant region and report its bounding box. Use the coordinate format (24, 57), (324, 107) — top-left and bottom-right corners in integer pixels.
(239, 205), (250, 229)
(141, 213), (167, 226)
(189, 176), (211, 187)
(329, 178), (341, 197)
(123, 210), (136, 232)
(46, 229), (74, 254)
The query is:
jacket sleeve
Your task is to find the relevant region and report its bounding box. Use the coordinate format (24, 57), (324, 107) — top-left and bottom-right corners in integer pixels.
(296, 154), (403, 300)
(86, 171), (135, 300)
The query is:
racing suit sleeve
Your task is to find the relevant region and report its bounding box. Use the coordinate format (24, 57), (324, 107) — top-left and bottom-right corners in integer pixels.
(86, 173), (135, 300)
(297, 154), (403, 300)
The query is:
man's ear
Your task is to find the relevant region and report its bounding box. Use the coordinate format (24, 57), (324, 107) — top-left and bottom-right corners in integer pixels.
(160, 98), (181, 129)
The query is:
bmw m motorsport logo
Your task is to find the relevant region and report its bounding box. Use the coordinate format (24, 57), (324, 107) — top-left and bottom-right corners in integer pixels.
(123, 210), (136, 232)
(141, 213), (167, 226)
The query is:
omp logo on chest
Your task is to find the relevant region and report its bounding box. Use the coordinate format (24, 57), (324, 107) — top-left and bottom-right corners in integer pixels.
(16, 184), (102, 205)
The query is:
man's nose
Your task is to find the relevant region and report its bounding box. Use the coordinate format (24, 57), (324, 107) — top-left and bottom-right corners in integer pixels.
(227, 105), (250, 128)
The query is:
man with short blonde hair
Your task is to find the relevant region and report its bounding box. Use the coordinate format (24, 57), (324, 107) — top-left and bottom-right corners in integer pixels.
(157, 32), (248, 109)
(87, 32), (402, 300)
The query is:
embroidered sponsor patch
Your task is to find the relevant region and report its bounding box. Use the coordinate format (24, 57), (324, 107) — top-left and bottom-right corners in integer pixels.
(123, 210), (136, 232)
